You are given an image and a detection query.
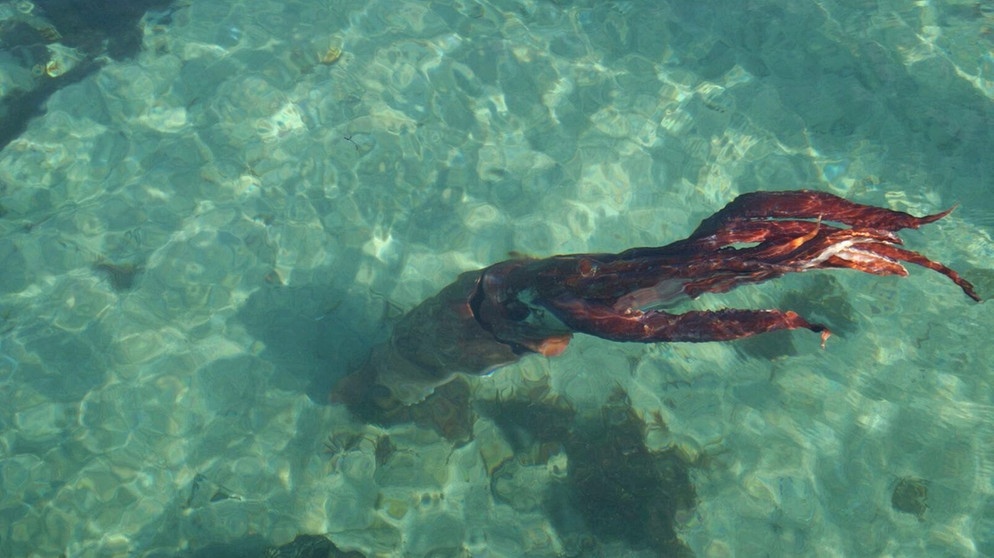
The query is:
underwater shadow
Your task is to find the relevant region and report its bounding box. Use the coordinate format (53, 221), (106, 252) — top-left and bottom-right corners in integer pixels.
(236, 279), (387, 404)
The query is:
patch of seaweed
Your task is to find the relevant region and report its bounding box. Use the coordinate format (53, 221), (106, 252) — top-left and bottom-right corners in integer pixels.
(480, 385), (697, 556)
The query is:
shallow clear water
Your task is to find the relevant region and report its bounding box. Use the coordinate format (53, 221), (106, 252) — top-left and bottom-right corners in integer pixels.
(1, 0), (992, 556)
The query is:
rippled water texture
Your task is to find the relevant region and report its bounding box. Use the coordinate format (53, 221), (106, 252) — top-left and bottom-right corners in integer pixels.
(0, 1), (992, 556)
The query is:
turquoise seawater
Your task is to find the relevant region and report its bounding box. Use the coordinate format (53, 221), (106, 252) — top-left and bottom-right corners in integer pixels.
(1, 1), (992, 556)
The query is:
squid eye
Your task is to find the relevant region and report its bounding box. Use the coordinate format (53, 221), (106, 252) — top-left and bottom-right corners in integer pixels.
(505, 301), (530, 321)
(578, 258), (597, 277)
